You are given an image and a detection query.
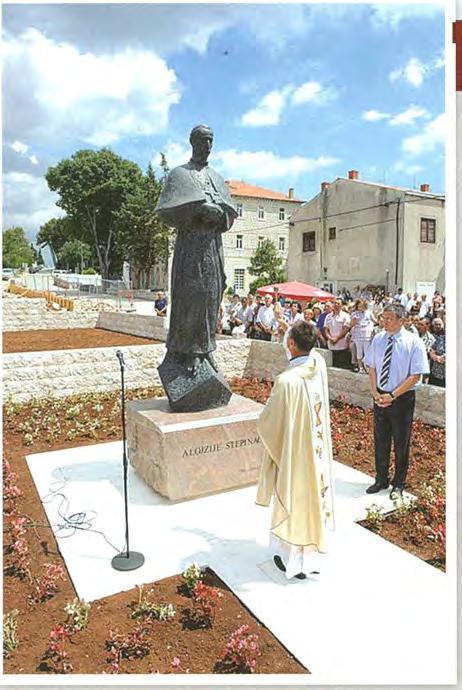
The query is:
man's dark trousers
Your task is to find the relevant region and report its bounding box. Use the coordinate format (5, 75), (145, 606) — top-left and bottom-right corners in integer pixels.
(373, 390), (416, 488)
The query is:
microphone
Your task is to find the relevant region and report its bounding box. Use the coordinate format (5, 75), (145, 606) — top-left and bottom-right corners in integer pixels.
(116, 349), (125, 366)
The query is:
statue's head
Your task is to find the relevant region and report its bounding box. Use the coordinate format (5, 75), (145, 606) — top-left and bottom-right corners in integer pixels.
(190, 124), (213, 163)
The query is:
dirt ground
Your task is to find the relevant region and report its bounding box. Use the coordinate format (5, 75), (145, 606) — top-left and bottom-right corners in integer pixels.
(3, 328), (162, 353)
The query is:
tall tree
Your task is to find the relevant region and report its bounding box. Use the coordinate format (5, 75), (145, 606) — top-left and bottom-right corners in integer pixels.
(58, 239), (93, 272)
(248, 238), (287, 287)
(2, 227), (35, 268)
(115, 158), (172, 289)
(46, 149), (143, 278)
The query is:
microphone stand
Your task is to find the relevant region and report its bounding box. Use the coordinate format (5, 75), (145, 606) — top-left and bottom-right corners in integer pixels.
(111, 349), (145, 571)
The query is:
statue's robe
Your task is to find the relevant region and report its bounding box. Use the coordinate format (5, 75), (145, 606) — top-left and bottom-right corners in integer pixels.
(156, 161), (237, 357)
(256, 351), (335, 578)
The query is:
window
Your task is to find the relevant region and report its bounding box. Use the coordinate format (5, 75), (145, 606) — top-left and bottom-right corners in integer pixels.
(279, 236), (286, 251)
(420, 218), (436, 243)
(303, 231), (316, 252)
(329, 226), (336, 240)
(236, 234), (243, 249)
(279, 208), (285, 221)
(257, 206), (265, 220)
(236, 202), (243, 218)
(234, 269), (245, 291)
(258, 236), (265, 247)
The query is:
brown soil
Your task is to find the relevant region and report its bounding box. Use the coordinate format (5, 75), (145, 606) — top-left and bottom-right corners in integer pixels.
(2, 328), (161, 353)
(3, 378), (445, 674)
(3, 387), (307, 675)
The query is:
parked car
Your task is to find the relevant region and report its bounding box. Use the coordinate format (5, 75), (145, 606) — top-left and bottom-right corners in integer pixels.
(2, 268), (15, 280)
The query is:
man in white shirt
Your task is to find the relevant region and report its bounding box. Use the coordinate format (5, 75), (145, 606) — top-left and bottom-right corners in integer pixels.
(418, 294), (431, 319)
(255, 294), (276, 341)
(406, 292), (418, 313)
(364, 304), (429, 500)
(400, 291), (409, 308)
(325, 298), (351, 369)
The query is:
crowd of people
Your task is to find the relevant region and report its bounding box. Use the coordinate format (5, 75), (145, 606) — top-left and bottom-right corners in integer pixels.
(217, 285), (446, 387)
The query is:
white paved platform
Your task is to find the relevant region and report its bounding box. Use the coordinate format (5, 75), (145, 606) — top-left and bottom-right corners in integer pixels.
(26, 441), (455, 684)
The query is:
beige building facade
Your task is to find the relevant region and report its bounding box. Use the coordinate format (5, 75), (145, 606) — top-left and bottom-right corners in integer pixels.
(288, 171), (445, 295)
(223, 181), (304, 294)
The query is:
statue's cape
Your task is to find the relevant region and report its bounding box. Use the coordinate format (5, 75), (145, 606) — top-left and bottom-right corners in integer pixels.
(155, 162), (237, 217)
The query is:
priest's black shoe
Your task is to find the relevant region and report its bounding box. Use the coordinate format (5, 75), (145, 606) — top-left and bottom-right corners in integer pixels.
(273, 555), (286, 573)
(366, 480), (389, 494)
(294, 572), (306, 580)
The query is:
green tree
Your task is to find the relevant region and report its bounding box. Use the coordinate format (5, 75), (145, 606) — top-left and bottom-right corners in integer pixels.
(248, 238), (287, 287)
(46, 149), (143, 278)
(115, 158), (172, 289)
(58, 239), (93, 272)
(2, 227), (35, 268)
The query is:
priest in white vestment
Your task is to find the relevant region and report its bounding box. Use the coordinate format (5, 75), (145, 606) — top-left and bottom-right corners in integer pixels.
(256, 320), (335, 579)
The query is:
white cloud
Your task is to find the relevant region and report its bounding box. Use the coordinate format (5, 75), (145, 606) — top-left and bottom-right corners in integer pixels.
(212, 149), (339, 180)
(241, 81), (335, 127)
(10, 140), (28, 154)
(389, 105), (429, 126)
(29, 155), (39, 165)
(3, 172), (64, 235)
(3, 28), (181, 146)
(401, 113), (445, 156)
(370, 3), (444, 29)
(291, 80), (337, 106)
(394, 161), (424, 175)
(362, 109), (389, 122)
(390, 57), (426, 87)
(241, 87), (293, 127)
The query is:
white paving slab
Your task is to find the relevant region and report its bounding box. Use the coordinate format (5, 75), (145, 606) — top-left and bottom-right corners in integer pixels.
(26, 441), (455, 684)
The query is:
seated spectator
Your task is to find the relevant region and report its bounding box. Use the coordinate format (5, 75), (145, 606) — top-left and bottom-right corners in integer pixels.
(227, 294), (242, 332)
(154, 291), (168, 316)
(429, 318), (445, 387)
(231, 296), (254, 338)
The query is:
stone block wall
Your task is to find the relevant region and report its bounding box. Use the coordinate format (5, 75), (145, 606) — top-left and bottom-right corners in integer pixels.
(244, 340), (332, 379)
(96, 312), (167, 341)
(2, 339), (250, 404)
(3, 297), (100, 331)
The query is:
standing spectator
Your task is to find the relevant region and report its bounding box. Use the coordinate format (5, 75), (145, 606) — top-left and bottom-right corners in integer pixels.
(429, 318), (445, 387)
(303, 307), (316, 325)
(364, 304), (429, 500)
(403, 314), (419, 335)
(350, 298), (376, 373)
(416, 318), (435, 383)
(317, 301), (332, 349)
(255, 294), (277, 341)
(393, 288), (404, 303)
(283, 300), (292, 322)
(288, 302), (303, 326)
(154, 291), (168, 316)
(418, 294), (431, 319)
(325, 298), (351, 369)
(400, 291), (410, 308)
(406, 292), (418, 313)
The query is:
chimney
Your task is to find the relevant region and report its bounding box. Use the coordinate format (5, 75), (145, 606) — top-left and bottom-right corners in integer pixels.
(420, 183), (430, 192)
(321, 182), (330, 191)
(348, 170), (359, 180)
(288, 187), (294, 199)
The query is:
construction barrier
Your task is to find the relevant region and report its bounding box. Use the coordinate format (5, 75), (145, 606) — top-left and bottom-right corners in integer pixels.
(7, 283), (74, 311)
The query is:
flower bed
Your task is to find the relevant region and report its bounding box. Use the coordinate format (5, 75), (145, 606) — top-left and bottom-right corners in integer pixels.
(3, 377), (445, 673)
(2, 328), (161, 353)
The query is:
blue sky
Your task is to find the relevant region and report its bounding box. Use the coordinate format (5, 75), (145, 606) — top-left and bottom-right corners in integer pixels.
(2, 2), (445, 245)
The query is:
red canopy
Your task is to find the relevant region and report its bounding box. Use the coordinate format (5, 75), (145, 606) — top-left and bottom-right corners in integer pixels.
(256, 281), (335, 302)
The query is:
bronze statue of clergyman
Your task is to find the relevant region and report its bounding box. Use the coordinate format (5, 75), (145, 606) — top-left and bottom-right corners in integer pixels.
(156, 125), (237, 377)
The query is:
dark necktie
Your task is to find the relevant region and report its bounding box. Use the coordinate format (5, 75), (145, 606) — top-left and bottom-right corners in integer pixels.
(379, 336), (394, 388)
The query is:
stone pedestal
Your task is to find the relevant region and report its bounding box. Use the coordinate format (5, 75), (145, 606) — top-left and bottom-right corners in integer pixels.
(126, 394), (264, 501)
